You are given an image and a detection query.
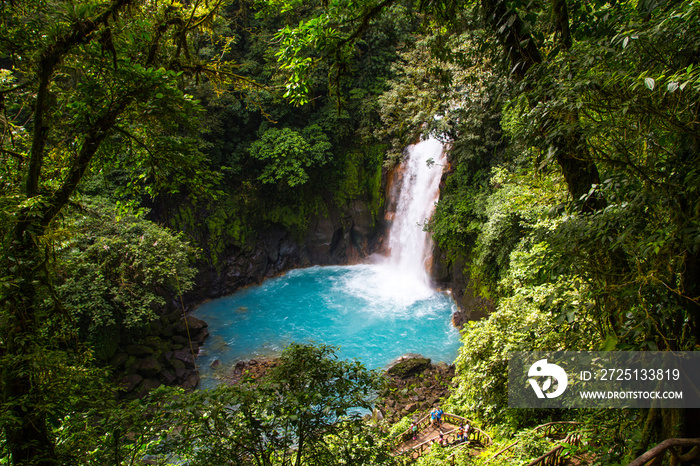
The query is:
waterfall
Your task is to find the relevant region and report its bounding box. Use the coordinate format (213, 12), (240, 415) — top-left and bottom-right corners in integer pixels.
(193, 137), (460, 383)
(344, 136), (447, 306)
(386, 137), (446, 284)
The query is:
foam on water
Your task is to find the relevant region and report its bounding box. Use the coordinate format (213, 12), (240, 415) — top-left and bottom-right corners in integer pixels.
(341, 263), (434, 309)
(194, 265), (460, 387)
(194, 137), (460, 386)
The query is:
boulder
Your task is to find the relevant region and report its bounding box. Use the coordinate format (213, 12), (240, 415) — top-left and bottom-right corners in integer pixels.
(404, 403), (418, 413)
(125, 344), (154, 357)
(110, 352), (129, 369)
(436, 362), (450, 373)
(138, 378), (162, 399)
(124, 357), (140, 375)
(168, 356), (185, 371)
(172, 349), (195, 368)
(174, 315), (208, 335)
(192, 328), (209, 344)
(166, 310), (182, 324)
(174, 365), (188, 380)
(119, 373), (143, 393)
(172, 335), (190, 345)
(387, 356), (431, 379)
(373, 409), (384, 422)
(137, 356), (162, 378)
(182, 373), (199, 390)
(161, 370), (177, 385)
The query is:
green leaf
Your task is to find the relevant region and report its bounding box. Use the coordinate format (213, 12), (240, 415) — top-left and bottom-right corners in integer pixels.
(600, 335), (618, 351)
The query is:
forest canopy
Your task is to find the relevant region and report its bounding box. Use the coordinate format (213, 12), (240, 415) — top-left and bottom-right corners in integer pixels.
(2, 0), (700, 464)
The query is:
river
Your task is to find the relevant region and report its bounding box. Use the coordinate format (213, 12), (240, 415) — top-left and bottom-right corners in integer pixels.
(193, 137), (461, 386)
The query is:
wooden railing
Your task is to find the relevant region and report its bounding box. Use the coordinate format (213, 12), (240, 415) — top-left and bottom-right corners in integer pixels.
(402, 418), (581, 464)
(524, 432), (583, 466)
(534, 421), (581, 438)
(402, 427), (462, 459)
(403, 436), (435, 459)
(481, 421), (582, 466)
(443, 424), (494, 465)
(394, 412), (493, 459)
(470, 427), (493, 448)
(391, 412), (476, 447)
(390, 413), (431, 448)
(394, 415), (584, 464)
(438, 413), (492, 447)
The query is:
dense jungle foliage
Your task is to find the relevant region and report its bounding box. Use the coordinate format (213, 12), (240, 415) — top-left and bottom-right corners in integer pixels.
(1, 0), (699, 464)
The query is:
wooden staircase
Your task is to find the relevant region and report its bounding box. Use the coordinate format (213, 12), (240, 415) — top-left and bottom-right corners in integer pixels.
(392, 415), (584, 466)
(392, 412), (492, 459)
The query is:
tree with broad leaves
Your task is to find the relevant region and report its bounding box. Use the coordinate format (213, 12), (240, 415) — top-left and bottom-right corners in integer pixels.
(0, 0), (250, 464)
(271, 0), (700, 454)
(273, 0), (605, 210)
(164, 343), (396, 466)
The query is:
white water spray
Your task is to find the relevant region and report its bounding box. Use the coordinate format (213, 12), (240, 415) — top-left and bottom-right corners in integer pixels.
(192, 138), (458, 383)
(387, 137), (446, 283)
(348, 137), (446, 306)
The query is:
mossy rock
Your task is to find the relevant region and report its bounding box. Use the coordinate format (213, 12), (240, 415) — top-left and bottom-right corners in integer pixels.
(168, 358), (186, 371)
(93, 325), (120, 362)
(137, 356), (162, 378)
(125, 344), (154, 357)
(124, 356), (139, 375)
(387, 357), (431, 379)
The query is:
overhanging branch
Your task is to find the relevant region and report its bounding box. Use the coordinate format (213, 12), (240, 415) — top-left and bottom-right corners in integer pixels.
(628, 438), (700, 466)
(25, 0), (137, 199)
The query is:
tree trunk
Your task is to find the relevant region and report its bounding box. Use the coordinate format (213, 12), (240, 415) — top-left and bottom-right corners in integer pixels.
(480, 0), (605, 211)
(552, 0), (572, 49)
(554, 125), (606, 212)
(1, 95), (130, 466)
(2, 223), (57, 465)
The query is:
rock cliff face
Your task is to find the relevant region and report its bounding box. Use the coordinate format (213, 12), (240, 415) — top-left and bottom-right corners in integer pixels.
(186, 228), (305, 302)
(430, 161), (494, 328)
(431, 246), (494, 328)
(185, 201), (385, 305)
(114, 312), (210, 399)
(116, 198), (384, 398)
(306, 199), (384, 263)
(120, 153), (491, 396)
